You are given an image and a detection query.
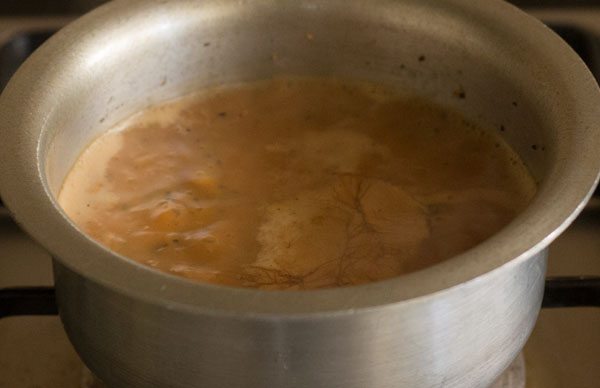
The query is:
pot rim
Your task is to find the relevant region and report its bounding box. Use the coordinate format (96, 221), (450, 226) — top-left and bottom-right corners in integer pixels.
(0, 0), (599, 318)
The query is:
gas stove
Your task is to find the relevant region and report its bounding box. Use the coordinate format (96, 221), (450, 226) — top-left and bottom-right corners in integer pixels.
(0, 7), (599, 388)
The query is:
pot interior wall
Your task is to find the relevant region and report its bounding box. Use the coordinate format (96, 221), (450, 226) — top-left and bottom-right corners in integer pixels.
(40, 0), (551, 201)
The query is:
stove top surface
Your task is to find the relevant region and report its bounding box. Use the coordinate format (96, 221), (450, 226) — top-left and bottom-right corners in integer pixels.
(0, 7), (599, 388)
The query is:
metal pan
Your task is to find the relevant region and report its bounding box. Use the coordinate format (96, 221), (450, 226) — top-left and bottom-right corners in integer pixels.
(0, 1), (599, 387)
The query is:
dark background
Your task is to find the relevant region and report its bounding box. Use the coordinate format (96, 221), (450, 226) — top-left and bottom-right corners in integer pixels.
(0, 0), (599, 15)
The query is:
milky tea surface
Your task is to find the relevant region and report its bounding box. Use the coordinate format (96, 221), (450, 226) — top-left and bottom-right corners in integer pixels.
(59, 78), (536, 290)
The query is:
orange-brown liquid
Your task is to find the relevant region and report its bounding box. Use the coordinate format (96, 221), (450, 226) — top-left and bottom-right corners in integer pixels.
(59, 78), (536, 290)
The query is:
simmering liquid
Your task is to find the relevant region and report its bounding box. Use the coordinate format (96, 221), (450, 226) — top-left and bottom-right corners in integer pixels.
(59, 78), (536, 290)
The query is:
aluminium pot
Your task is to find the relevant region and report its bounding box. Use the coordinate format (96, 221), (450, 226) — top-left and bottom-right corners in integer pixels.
(0, 0), (599, 387)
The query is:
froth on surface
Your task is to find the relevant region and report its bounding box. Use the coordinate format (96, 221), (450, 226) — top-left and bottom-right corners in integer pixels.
(59, 77), (536, 290)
